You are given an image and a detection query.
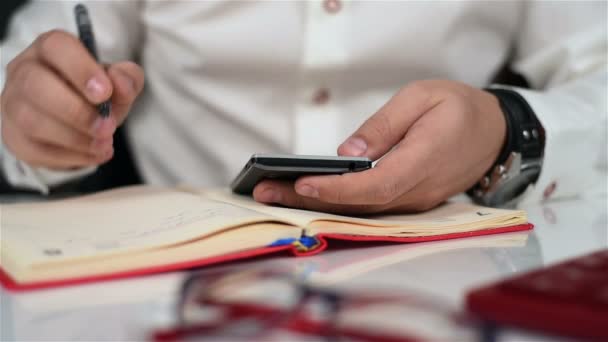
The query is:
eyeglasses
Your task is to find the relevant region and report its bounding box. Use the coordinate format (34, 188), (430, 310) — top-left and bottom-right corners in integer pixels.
(151, 268), (477, 341)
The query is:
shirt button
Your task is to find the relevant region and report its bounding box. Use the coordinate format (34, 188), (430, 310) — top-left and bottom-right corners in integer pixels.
(543, 181), (557, 200)
(312, 88), (331, 105)
(323, 0), (342, 14)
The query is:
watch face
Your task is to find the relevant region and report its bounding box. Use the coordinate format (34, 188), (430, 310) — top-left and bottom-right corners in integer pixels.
(490, 168), (540, 207)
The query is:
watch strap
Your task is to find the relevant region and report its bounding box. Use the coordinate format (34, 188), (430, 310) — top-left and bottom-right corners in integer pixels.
(468, 88), (545, 207)
(486, 88), (545, 164)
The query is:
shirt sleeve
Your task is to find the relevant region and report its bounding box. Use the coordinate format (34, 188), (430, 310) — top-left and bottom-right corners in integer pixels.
(499, 1), (607, 205)
(0, 0), (142, 194)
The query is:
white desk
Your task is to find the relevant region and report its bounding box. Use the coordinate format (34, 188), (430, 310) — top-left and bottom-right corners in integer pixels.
(1, 193), (606, 341)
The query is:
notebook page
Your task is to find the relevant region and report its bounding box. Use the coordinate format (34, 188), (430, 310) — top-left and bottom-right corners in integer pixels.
(0, 186), (290, 267)
(203, 189), (526, 235)
(203, 188), (330, 227)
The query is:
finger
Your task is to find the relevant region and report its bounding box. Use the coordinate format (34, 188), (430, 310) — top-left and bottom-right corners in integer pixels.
(3, 98), (113, 157)
(295, 124), (436, 205)
(106, 61), (145, 125)
(338, 82), (440, 160)
(8, 60), (116, 139)
(388, 159), (481, 213)
(34, 29), (112, 104)
(381, 181), (446, 213)
(2, 120), (112, 169)
(252, 180), (384, 215)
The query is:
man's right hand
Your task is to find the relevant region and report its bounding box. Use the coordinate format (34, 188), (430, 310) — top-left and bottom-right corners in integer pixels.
(0, 29), (144, 170)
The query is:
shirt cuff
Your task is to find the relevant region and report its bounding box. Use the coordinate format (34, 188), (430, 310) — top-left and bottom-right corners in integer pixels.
(1, 141), (96, 195)
(495, 85), (605, 205)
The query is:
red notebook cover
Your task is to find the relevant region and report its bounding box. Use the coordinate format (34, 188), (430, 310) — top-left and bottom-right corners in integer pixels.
(0, 223), (532, 292)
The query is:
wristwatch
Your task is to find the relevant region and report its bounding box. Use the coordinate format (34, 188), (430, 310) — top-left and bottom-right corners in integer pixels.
(469, 88), (545, 208)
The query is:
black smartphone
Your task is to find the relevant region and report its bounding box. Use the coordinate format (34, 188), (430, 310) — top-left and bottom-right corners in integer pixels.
(230, 154), (372, 194)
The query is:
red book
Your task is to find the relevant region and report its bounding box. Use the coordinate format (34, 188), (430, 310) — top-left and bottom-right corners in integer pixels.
(0, 186), (532, 291)
(466, 249), (608, 340)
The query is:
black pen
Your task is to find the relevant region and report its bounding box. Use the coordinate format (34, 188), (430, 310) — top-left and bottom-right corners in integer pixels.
(74, 4), (111, 118)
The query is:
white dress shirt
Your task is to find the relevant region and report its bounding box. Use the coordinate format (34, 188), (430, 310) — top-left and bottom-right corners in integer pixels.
(1, 0), (606, 206)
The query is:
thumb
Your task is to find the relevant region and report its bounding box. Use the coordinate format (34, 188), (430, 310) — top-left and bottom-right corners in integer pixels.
(338, 83), (438, 160)
(107, 61), (145, 126)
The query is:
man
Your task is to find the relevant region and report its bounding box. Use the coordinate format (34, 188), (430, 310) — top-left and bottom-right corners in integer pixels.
(0, 1), (606, 213)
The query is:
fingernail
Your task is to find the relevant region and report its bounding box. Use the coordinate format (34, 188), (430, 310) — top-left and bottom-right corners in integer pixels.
(86, 75), (107, 100)
(340, 137), (367, 156)
(296, 184), (319, 198)
(91, 117), (116, 137)
(90, 137), (113, 154)
(258, 188), (282, 203)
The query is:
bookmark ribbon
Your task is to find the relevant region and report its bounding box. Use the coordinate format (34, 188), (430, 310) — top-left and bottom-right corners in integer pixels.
(268, 236), (321, 252)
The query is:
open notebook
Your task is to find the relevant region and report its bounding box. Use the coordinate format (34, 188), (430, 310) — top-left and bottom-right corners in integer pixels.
(0, 185), (532, 291)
